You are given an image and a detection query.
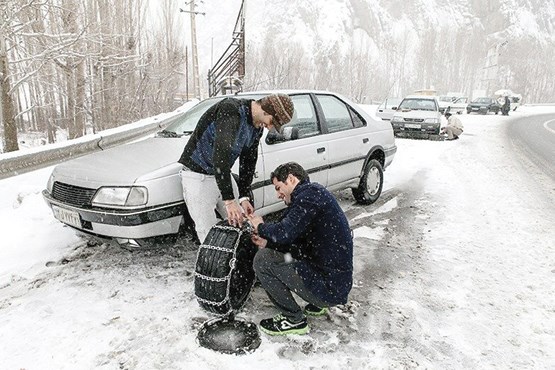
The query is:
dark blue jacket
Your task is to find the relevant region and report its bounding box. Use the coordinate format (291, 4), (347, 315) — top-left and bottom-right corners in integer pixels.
(258, 180), (353, 305)
(178, 98), (263, 200)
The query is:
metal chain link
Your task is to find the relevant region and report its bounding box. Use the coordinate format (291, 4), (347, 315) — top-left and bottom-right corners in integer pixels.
(194, 224), (253, 315)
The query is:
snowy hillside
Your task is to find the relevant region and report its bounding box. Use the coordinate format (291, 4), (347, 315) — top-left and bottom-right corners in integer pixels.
(193, 0), (555, 102)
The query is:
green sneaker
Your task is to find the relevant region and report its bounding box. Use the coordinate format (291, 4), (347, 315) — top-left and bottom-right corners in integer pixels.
(259, 314), (309, 336)
(304, 303), (328, 316)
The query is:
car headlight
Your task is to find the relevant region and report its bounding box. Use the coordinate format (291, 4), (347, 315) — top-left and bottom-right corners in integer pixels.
(92, 186), (148, 207)
(46, 175), (55, 192)
(424, 118), (439, 124)
(391, 116), (403, 122)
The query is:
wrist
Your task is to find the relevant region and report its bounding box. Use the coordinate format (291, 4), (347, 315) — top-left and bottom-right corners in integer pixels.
(238, 196), (250, 204)
(224, 199), (235, 206)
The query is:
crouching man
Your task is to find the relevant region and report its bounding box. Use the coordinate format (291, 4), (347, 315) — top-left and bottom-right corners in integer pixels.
(441, 112), (464, 140)
(247, 162), (353, 335)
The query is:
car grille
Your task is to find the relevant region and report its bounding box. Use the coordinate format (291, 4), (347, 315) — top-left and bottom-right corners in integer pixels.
(403, 118), (424, 123)
(52, 182), (97, 207)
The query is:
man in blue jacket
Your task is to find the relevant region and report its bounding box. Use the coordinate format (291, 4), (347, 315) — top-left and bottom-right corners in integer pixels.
(247, 162), (353, 335)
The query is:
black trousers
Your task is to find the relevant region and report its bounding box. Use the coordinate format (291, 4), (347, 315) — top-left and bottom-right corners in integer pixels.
(253, 248), (329, 322)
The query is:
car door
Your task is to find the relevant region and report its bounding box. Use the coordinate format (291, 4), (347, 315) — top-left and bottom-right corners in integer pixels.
(257, 93), (328, 209)
(314, 94), (368, 187)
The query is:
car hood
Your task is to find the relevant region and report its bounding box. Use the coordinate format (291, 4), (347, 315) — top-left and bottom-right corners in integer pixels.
(469, 102), (492, 107)
(395, 110), (439, 119)
(51, 136), (189, 188)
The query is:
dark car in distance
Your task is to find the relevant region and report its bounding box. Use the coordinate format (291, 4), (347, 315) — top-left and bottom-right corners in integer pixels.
(466, 97), (501, 115)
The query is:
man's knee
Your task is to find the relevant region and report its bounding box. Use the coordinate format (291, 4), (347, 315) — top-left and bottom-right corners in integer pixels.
(253, 248), (285, 275)
(253, 248), (271, 274)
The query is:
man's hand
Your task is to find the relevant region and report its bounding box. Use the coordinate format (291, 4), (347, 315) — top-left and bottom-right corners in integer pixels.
(251, 234), (267, 249)
(225, 200), (244, 227)
(240, 199), (254, 216)
(246, 213), (264, 233)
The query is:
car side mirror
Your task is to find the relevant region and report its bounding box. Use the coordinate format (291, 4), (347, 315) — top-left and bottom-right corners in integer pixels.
(266, 126), (299, 144)
(392, 106), (397, 110)
(282, 126), (299, 140)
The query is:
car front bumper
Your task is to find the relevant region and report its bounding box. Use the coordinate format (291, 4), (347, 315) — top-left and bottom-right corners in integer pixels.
(42, 190), (184, 239)
(392, 123), (440, 137)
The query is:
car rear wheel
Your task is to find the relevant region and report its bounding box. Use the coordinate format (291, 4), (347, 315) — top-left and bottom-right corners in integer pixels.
(352, 159), (383, 205)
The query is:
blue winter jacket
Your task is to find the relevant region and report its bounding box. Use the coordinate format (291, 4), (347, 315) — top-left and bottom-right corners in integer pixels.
(258, 180), (353, 305)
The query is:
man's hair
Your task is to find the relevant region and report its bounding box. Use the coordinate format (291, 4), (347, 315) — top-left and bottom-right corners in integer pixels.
(445, 112), (452, 118)
(271, 162), (309, 183)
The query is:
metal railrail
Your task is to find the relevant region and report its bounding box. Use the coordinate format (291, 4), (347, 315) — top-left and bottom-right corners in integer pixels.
(207, 0), (245, 97)
(0, 106), (190, 180)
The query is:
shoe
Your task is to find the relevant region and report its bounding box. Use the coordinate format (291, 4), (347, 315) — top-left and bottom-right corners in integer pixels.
(259, 314), (309, 336)
(304, 303), (328, 316)
(446, 136), (459, 141)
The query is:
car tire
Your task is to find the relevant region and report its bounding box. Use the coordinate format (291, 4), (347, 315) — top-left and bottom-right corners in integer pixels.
(194, 221), (257, 315)
(352, 159), (383, 205)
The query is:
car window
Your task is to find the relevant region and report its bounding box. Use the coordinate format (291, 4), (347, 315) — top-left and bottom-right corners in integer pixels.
(399, 98), (437, 111)
(349, 106), (365, 128)
(164, 98), (223, 135)
(316, 94), (355, 133)
(385, 99), (401, 109)
(164, 93), (267, 136)
(281, 94), (320, 139)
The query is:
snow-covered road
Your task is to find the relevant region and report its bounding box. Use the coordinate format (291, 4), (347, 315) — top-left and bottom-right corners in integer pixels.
(1, 107), (554, 369)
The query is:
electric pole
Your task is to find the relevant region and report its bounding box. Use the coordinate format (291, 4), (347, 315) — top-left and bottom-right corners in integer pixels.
(180, 1), (204, 100)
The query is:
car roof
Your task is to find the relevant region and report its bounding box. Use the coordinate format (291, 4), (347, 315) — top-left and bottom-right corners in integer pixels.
(403, 95), (439, 100)
(233, 89), (334, 96)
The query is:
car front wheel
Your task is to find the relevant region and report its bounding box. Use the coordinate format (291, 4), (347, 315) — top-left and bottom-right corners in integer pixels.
(352, 159), (384, 205)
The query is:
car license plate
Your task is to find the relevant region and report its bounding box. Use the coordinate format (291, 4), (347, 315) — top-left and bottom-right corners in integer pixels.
(52, 205), (82, 228)
(404, 123), (421, 129)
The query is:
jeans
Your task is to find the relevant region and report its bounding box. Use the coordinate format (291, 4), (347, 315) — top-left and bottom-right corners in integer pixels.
(253, 247), (329, 322)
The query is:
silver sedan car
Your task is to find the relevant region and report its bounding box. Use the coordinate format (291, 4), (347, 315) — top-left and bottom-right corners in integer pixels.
(43, 90), (397, 247)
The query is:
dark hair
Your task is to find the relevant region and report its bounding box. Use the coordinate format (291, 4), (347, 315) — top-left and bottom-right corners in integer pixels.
(270, 162), (309, 183)
(445, 112), (452, 117)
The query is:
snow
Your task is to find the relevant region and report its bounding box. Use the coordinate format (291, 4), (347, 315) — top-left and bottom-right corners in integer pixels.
(1, 106), (555, 369)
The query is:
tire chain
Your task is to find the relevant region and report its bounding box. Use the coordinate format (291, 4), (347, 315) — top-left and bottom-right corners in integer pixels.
(194, 223), (253, 315)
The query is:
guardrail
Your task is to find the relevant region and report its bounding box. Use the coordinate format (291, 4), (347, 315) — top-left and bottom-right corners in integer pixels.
(0, 101), (198, 180)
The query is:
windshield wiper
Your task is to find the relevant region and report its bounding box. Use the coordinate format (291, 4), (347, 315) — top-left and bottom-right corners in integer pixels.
(157, 130), (180, 138)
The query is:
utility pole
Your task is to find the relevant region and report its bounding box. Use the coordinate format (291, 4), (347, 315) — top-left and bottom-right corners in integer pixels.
(180, 1), (204, 100)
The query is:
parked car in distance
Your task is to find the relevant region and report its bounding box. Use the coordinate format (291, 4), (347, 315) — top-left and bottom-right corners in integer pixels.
(446, 96), (469, 114)
(438, 95), (456, 114)
(376, 98), (402, 121)
(42, 90), (397, 247)
(466, 97), (501, 114)
(390, 95), (442, 139)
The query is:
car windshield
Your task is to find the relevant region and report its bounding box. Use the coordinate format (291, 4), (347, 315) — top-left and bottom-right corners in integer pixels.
(398, 98), (437, 111)
(160, 94), (265, 137)
(474, 98), (491, 104)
